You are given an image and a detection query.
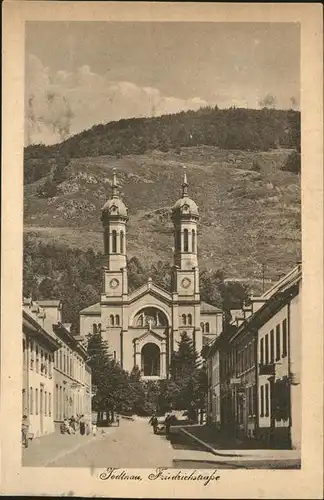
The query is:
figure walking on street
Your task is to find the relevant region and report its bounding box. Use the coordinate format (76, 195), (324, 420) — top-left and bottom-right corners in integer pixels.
(79, 414), (86, 436)
(149, 413), (158, 434)
(22, 415), (30, 448)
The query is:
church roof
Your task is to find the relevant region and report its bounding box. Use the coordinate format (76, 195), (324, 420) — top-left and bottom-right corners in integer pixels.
(171, 167), (199, 218)
(80, 302), (101, 315)
(200, 301), (222, 313)
(101, 168), (128, 218)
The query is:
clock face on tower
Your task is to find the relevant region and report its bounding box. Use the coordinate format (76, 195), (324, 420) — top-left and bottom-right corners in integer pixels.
(181, 277), (191, 289)
(109, 278), (119, 289)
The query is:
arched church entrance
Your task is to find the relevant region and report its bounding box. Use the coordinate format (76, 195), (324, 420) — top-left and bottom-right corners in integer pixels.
(141, 343), (161, 376)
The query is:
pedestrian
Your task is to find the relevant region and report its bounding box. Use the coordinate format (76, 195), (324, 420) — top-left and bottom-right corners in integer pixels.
(149, 413), (158, 434)
(70, 415), (76, 433)
(92, 422), (97, 436)
(21, 415), (30, 448)
(116, 415), (120, 427)
(79, 414), (86, 436)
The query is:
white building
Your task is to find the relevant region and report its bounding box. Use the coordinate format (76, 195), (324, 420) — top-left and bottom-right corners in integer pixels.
(23, 300), (60, 437)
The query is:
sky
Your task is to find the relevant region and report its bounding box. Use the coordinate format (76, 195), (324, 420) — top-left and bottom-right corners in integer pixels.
(25, 21), (300, 145)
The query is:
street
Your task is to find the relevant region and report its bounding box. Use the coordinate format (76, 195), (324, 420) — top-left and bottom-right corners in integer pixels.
(50, 418), (178, 468)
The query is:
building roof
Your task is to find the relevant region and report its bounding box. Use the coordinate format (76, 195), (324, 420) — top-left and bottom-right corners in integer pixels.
(200, 301), (222, 313)
(80, 302), (101, 315)
(37, 300), (61, 308)
(171, 168), (199, 218)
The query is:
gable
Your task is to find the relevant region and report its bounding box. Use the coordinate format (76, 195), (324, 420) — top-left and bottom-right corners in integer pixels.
(135, 329), (166, 343)
(128, 280), (172, 305)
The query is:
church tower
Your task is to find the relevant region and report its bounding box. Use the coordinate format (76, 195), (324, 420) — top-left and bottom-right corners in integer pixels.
(171, 167), (200, 300)
(101, 168), (128, 297)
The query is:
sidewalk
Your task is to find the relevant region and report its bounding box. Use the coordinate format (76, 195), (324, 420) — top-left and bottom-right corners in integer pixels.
(180, 427), (301, 464)
(22, 429), (108, 467)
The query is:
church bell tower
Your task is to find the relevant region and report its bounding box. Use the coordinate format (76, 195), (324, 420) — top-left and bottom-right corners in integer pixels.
(171, 167), (200, 299)
(101, 168), (128, 297)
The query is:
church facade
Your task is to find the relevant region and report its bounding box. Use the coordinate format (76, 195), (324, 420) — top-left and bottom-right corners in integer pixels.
(80, 168), (222, 380)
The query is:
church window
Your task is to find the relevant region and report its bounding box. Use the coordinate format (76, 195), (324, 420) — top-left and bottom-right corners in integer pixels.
(93, 324), (97, 334)
(120, 231), (124, 254)
(112, 230), (117, 253)
(184, 229), (189, 252)
(141, 343), (160, 376)
(104, 229), (109, 254)
(115, 315), (120, 326)
(205, 322), (210, 333)
(200, 322), (205, 333)
(188, 314), (192, 325)
(175, 230), (181, 251)
(98, 323), (102, 333)
(192, 229), (196, 253)
(182, 314), (187, 326)
(134, 307), (168, 328)
(110, 314), (115, 326)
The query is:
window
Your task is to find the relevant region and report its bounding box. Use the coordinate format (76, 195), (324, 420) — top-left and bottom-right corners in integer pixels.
(115, 315), (120, 326)
(120, 231), (124, 254)
(260, 338), (264, 365)
(205, 322), (210, 333)
(248, 386), (253, 415)
(30, 341), (34, 370)
(110, 314), (115, 326)
(282, 319), (288, 357)
(188, 314), (192, 326)
(113, 351), (116, 361)
(63, 353), (66, 374)
(45, 391), (47, 416)
(98, 323), (102, 333)
(29, 387), (33, 414)
(182, 314), (187, 326)
(260, 385), (264, 417)
(22, 389), (26, 413)
(265, 383), (269, 416)
(104, 229), (109, 254)
(265, 334), (269, 364)
(40, 349), (44, 374)
(270, 329), (274, 363)
(192, 229), (196, 253)
(49, 393), (52, 417)
(276, 325), (281, 360)
(184, 229), (189, 252)
(175, 230), (181, 251)
(23, 339), (26, 369)
(93, 324), (98, 334)
(35, 388), (39, 415)
(55, 385), (58, 420)
(200, 322), (204, 333)
(112, 230), (117, 253)
(59, 350), (62, 371)
(44, 352), (48, 376)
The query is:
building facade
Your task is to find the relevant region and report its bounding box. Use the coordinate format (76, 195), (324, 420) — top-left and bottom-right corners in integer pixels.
(79, 168), (223, 379)
(206, 265), (302, 450)
(22, 299), (60, 438)
(23, 299), (92, 435)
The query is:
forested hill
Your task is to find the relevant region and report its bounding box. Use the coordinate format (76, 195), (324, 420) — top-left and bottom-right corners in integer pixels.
(24, 107), (300, 170)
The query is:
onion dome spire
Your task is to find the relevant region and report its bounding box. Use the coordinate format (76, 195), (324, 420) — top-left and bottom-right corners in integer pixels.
(182, 166), (189, 197)
(112, 167), (118, 198)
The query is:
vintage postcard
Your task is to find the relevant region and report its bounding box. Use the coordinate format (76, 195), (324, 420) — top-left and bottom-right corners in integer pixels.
(1, 1), (323, 498)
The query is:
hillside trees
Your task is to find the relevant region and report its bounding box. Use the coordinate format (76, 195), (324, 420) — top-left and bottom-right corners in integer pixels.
(24, 108), (301, 185)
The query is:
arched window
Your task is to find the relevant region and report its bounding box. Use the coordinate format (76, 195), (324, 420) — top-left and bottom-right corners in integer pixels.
(112, 230), (117, 253)
(98, 323), (102, 333)
(93, 324), (97, 334)
(205, 322), (210, 333)
(184, 229), (189, 252)
(182, 314), (187, 326)
(188, 313), (192, 326)
(120, 231), (124, 254)
(175, 229), (181, 251)
(110, 314), (115, 326)
(200, 322), (205, 333)
(192, 229), (196, 253)
(141, 343), (160, 376)
(115, 314), (120, 326)
(104, 229), (109, 254)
